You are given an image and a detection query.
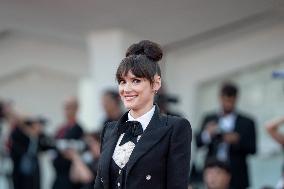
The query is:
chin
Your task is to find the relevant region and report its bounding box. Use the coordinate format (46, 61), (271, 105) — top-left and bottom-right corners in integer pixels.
(123, 101), (135, 110)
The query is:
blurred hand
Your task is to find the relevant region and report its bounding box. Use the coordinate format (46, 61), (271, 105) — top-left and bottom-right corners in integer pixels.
(90, 142), (100, 158)
(266, 117), (284, 132)
(265, 116), (284, 145)
(85, 135), (101, 158)
(223, 132), (240, 144)
(24, 124), (42, 137)
(62, 149), (78, 160)
(205, 121), (218, 137)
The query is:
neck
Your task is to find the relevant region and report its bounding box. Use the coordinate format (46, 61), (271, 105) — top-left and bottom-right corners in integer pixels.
(66, 117), (76, 125)
(223, 110), (234, 116)
(130, 102), (154, 119)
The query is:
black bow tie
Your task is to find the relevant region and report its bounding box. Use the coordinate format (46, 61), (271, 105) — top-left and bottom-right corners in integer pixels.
(118, 121), (143, 146)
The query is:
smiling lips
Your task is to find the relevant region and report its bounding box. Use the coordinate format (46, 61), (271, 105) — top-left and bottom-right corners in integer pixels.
(124, 95), (138, 101)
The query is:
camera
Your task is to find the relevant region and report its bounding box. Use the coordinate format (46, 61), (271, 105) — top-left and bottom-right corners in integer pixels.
(155, 94), (179, 104)
(214, 127), (225, 141)
(55, 139), (86, 152)
(23, 116), (48, 127)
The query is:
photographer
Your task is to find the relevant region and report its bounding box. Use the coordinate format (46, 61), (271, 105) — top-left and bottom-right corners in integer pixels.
(53, 132), (101, 189)
(155, 87), (181, 117)
(69, 133), (101, 189)
(196, 82), (256, 189)
(52, 96), (84, 189)
(0, 100), (12, 139)
(10, 115), (53, 189)
(0, 100), (19, 189)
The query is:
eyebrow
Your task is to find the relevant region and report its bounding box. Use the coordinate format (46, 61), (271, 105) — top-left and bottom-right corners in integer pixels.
(122, 75), (142, 80)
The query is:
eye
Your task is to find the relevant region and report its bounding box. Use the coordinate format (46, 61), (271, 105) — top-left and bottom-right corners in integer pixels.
(119, 80), (126, 85)
(132, 79), (141, 84)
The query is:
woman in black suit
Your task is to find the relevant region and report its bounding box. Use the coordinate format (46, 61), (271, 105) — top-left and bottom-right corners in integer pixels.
(94, 40), (192, 189)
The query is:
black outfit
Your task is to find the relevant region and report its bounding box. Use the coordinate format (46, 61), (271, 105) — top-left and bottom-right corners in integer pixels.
(103, 114), (123, 127)
(196, 112), (256, 189)
(110, 159), (127, 189)
(94, 106), (192, 189)
(101, 114), (123, 140)
(10, 127), (53, 189)
(52, 122), (84, 189)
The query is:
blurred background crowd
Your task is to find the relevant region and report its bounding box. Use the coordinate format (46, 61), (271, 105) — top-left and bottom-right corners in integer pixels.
(1, 0), (284, 189)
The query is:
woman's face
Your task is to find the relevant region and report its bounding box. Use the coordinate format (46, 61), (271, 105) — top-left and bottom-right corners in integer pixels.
(118, 71), (161, 116)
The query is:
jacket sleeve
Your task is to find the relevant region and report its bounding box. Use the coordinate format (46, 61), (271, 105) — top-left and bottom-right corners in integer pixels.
(195, 116), (213, 148)
(231, 118), (257, 155)
(166, 118), (192, 189)
(94, 122), (109, 189)
(10, 129), (29, 160)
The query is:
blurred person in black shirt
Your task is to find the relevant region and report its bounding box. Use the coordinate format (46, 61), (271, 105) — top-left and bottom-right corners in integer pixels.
(196, 82), (256, 189)
(52, 96), (84, 189)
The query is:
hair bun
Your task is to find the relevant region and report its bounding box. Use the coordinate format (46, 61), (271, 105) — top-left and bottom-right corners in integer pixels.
(126, 40), (163, 62)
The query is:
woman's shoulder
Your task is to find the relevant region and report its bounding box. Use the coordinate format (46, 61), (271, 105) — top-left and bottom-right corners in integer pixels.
(163, 114), (191, 131)
(100, 121), (118, 143)
(102, 121), (117, 134)
(164, 115), (192, 141)
(166, 114), (190, 125)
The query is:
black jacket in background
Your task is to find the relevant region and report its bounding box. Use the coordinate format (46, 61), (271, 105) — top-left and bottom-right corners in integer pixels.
(10, 127), (53, 189)
(196, 112), (256, 189)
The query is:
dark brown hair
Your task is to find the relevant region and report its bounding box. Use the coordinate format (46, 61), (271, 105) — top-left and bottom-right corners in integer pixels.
(220, 82), (238, 97)
(204, 158), (231, 174)
(116, 40), (163, 84)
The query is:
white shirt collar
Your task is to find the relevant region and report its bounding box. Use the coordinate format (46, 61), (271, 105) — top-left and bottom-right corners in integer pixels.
(218, 112), (237, 132)
(128, 105), (155, 131)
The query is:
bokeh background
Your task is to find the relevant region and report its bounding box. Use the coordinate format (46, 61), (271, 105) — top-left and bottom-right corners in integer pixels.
(0, 0), (284, 189)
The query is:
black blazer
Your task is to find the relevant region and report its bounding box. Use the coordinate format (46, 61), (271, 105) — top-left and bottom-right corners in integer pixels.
(196, 112), (256, 189)
(94, 106), (192, 189)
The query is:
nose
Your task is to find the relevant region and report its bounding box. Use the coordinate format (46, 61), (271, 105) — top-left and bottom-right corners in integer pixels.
(123, 82), (132, 92)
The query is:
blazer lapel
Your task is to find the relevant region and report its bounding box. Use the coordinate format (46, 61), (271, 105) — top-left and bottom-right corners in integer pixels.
(233, 114), (241, 132)
(100, 112), (128, 188)
(99, 128), (118, 188)
(126, 106), (171, 176)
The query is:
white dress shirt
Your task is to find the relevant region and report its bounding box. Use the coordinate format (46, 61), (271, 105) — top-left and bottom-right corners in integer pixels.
(217, 112), (236, 161)
(112, 106), (155, 168)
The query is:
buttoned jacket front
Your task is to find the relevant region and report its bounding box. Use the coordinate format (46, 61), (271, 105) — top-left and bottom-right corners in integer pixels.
(94, 106), (192, 189)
